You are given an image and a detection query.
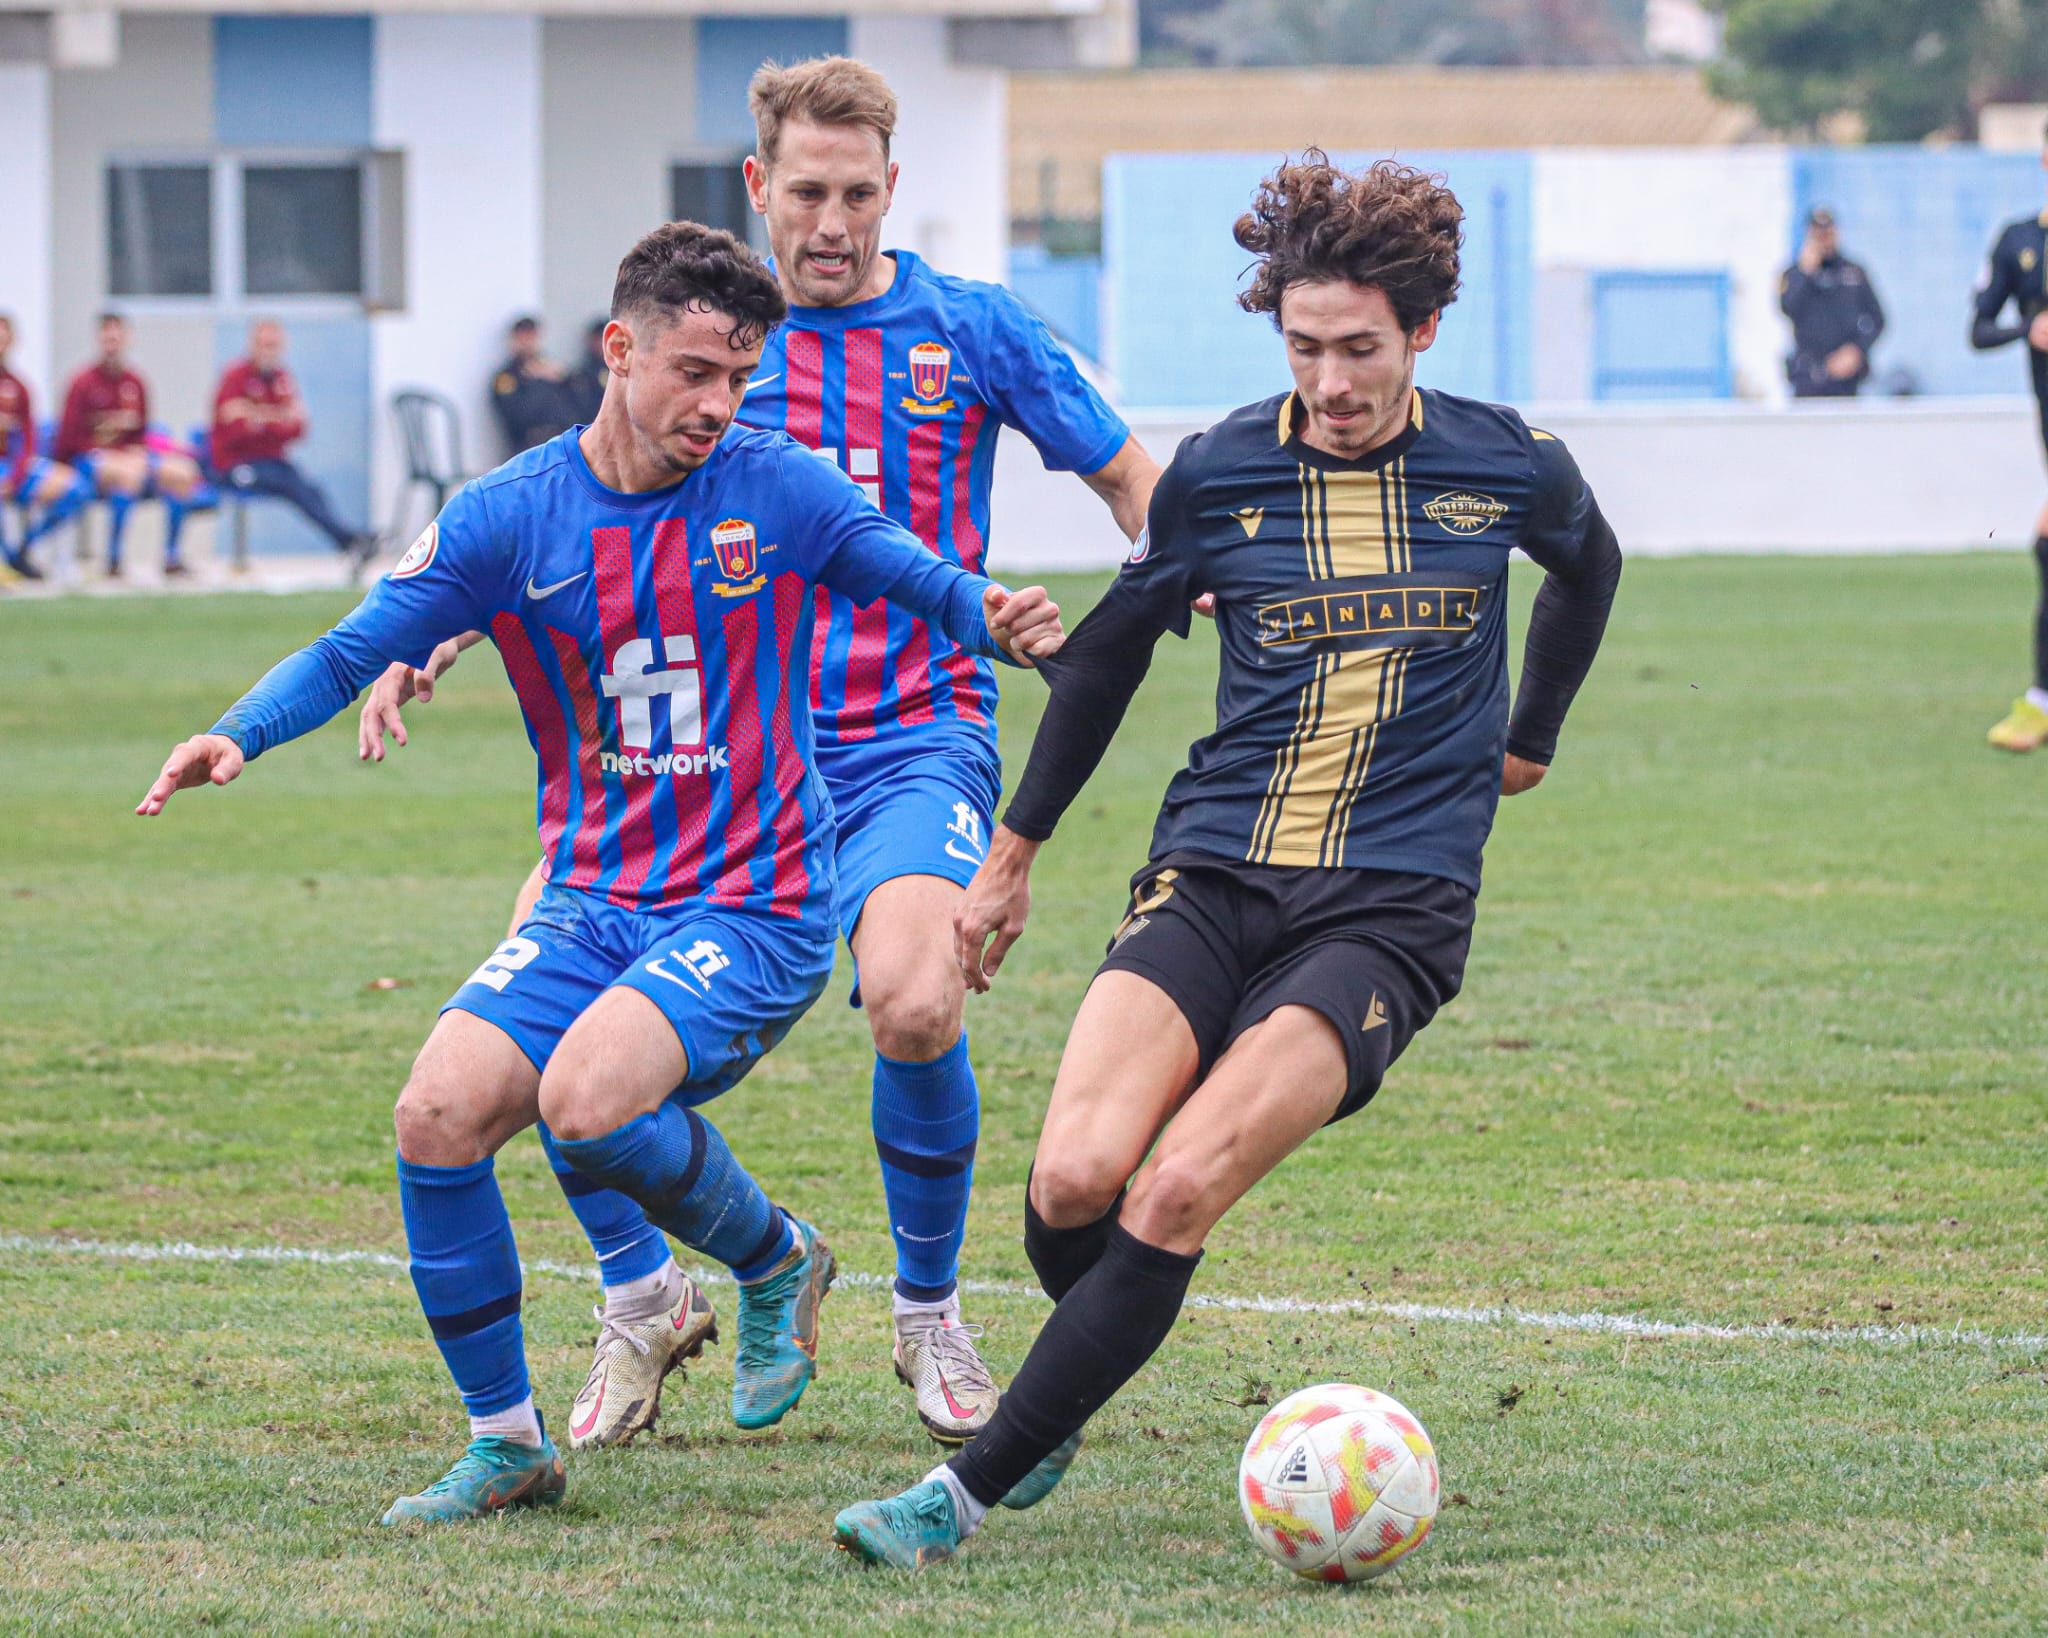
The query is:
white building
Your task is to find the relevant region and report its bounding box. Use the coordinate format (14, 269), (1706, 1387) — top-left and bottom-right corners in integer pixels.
(0, 0), (1132, 551)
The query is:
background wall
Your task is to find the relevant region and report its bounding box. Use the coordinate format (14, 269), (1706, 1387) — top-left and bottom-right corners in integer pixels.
(541, 17), (699, 365)
(0, 62), (54, 404)
(371, 14), (544, 540)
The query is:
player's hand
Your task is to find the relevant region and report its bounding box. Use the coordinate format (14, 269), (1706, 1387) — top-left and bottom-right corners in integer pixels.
(984, 584), (1064, 667)
(954, 827), (1040, 993)
(359, 661), (419, 761)
(1796, 233), (1823, 275)
(136, 733), (244, 816)
(1824, 343), (1864, 380)
(2028, 312), (2048, 351)
(1501, 754), (1547, 796)
(1192, 592), (1217, 619)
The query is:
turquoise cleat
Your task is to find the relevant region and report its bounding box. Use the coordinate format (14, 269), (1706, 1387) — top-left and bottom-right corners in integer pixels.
(732, 1217), (836, 1430)
(999, 1429), (1083, 1511)
(834, 1479), (964, 1570)
(380, 1430), (566, 1525)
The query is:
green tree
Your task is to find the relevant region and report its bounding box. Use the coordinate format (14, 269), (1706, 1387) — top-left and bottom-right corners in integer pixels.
(1707, 0), (2048, 140)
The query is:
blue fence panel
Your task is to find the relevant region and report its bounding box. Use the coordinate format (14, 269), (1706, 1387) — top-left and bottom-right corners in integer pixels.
(1007, 246), (1102, 360)
(1792, 146), (2042, 398)
(1104, 150), (1531, 409)
(1591, 271), (1730, 401)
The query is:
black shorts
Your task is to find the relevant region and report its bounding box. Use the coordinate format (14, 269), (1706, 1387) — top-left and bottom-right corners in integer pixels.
(1096, 850), (1475, 1122)
(2031, 348), (2048, 459)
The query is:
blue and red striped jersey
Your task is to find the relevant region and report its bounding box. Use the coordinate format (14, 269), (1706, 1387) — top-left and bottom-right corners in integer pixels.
(210, 427), (1004, 927)
(738, 251), (1128, 780)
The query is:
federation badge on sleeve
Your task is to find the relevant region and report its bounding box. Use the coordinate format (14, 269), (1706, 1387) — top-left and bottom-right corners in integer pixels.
(901, 341), (956, 415)
(390, 521), (439, 580)
(709, 517), (767, 598)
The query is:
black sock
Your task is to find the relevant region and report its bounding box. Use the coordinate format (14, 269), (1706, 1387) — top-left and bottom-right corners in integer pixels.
(1022, 1173), (1125, 1302)
(950, 1225), (1200, 1507)
(2033, 536), (2048, 691)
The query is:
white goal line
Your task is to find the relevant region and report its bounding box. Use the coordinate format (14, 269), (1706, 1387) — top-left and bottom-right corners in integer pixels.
(3, 1231), (2041, 1357)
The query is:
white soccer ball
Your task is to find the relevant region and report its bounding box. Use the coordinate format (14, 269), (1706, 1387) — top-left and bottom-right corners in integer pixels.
(1237, 1383), (1440, 1583)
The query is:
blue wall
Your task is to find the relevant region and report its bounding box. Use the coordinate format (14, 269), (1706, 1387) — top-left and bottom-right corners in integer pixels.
(695, 17), (849, 148)
(1792, 147), (2043, 398)
(1008, 246), (1103, 360)
(1105, 151), (1532, 409)
(211, 16), (373, 554)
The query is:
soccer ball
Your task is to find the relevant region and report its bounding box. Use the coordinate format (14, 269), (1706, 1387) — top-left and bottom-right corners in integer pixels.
(1237, 1383), (1439, 1583)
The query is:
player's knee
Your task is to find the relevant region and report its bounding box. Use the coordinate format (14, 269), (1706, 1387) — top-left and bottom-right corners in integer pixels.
(394, 1069), (488, 1165)
(866, 984), (963, 1064)
(1124, 1155), (1221, 1247)
(534, 1072), (601, 1143)
(1028, 1151), (1127, 1228)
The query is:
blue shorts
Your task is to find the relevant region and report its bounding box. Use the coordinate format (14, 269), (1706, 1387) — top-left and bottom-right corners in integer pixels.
(3, 455), (55, 503)
(443, 884), (833, 1105)
(827, 747), (1001, 945)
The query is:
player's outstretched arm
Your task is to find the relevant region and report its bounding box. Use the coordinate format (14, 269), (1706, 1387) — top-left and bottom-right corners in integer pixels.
(357, 630), (484, 761)
(954, 826), (1039, 993)
(136, 734), (244, 815)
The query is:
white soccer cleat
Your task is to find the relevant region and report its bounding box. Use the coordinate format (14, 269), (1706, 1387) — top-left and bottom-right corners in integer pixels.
(893, 1310), (1000, 1444)
(567, 1275), (718, 1449)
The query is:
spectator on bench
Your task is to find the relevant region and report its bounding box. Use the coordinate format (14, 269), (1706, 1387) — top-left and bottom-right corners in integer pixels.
(56, 312), (206, 578)
(210, 318), (375, 566)
(0, 311), (94, 580)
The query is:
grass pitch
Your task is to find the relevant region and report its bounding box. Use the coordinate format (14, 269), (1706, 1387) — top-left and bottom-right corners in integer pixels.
(3, 555), (2047, 1634)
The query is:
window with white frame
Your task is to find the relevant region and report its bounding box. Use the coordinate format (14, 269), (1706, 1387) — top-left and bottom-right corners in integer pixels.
(104, 152), (404, 310)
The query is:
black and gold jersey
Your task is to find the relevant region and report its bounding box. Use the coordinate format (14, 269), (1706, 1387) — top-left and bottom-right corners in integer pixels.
(1007, 386), (1618, 892)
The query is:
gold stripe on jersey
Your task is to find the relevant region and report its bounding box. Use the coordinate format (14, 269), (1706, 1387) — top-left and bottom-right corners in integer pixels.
(1258, 646), (1409, 867)
(1324, 650), (1410, 864)
(1252, 648), (1333, 859)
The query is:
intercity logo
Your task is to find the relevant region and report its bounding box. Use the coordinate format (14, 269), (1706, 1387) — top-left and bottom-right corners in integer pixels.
(1422, 491), (1509, 535)
(709, 517), (766, 598)
(902, 341), (956, 416)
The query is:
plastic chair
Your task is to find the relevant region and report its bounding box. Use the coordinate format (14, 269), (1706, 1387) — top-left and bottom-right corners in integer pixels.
(386, 390), (469, 545)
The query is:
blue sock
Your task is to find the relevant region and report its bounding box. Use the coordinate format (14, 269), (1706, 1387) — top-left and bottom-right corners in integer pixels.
(535, 1120), (675, 1289)
(552, 1105), (793, 1282)
(872, 1034), (979, 1303)
(23, 473), (93, 547)
(105, 493), (131, 572)
(162, 496), (189, 566)
(395, 1155), (530, 1417)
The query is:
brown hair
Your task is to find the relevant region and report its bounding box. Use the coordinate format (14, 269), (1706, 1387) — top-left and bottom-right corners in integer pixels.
(749, 56), (898, 167)
(1234, 152), (1463, 332)
(611, 221), (787, 349)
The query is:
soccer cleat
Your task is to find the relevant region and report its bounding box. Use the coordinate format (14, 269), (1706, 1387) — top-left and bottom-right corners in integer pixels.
(379, 1430), (566, 1525)
(732, 1217), (835, 1429)
(893, 1311), (1000, 1443)
(833, 1479), (964, 1570)
(568, 1275), (719, 1449)
(1987, 695), (2048, 752)
(998, 1430), (1083, 1511)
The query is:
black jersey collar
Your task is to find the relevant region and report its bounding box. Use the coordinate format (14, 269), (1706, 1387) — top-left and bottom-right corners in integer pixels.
(1278, 389), (1425, 472)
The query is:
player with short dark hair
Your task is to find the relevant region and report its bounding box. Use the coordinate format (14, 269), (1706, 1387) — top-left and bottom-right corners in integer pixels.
(0, 311), (94, 581)
(55, 313), (206, 578)
(833, 152), (1623, 1569)
(1975, 118), (2048, 751)
(137, 220), (1067, 1527)
(360, 55), (1160, 1450)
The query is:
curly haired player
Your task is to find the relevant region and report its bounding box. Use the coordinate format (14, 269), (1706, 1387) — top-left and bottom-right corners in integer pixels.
(832, 152), (1625, 1568)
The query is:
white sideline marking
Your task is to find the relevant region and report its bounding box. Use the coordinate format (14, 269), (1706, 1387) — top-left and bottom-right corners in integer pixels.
(2, 1232), (2042, 1356)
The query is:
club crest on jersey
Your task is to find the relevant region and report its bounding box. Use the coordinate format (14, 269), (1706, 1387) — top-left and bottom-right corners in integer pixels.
(902, 341), (956, 415)
(709, 517), (767, 598)
(1423, 491), (1509, 536)
(390, 521), (438, 580)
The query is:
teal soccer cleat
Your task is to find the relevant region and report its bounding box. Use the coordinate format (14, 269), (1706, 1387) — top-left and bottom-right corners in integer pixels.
(999, 1430), (1083, 1511)
(732, 1217), (836, 1429)
(379, 1430), (566, 1525)
(834, 1479), (964, 1570)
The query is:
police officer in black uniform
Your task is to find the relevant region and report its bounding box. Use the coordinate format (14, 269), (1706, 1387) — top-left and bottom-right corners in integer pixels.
(490, 315), (572, 456)
(1780, 207), (1885, 398)
(1973, 122), (2048, 750)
